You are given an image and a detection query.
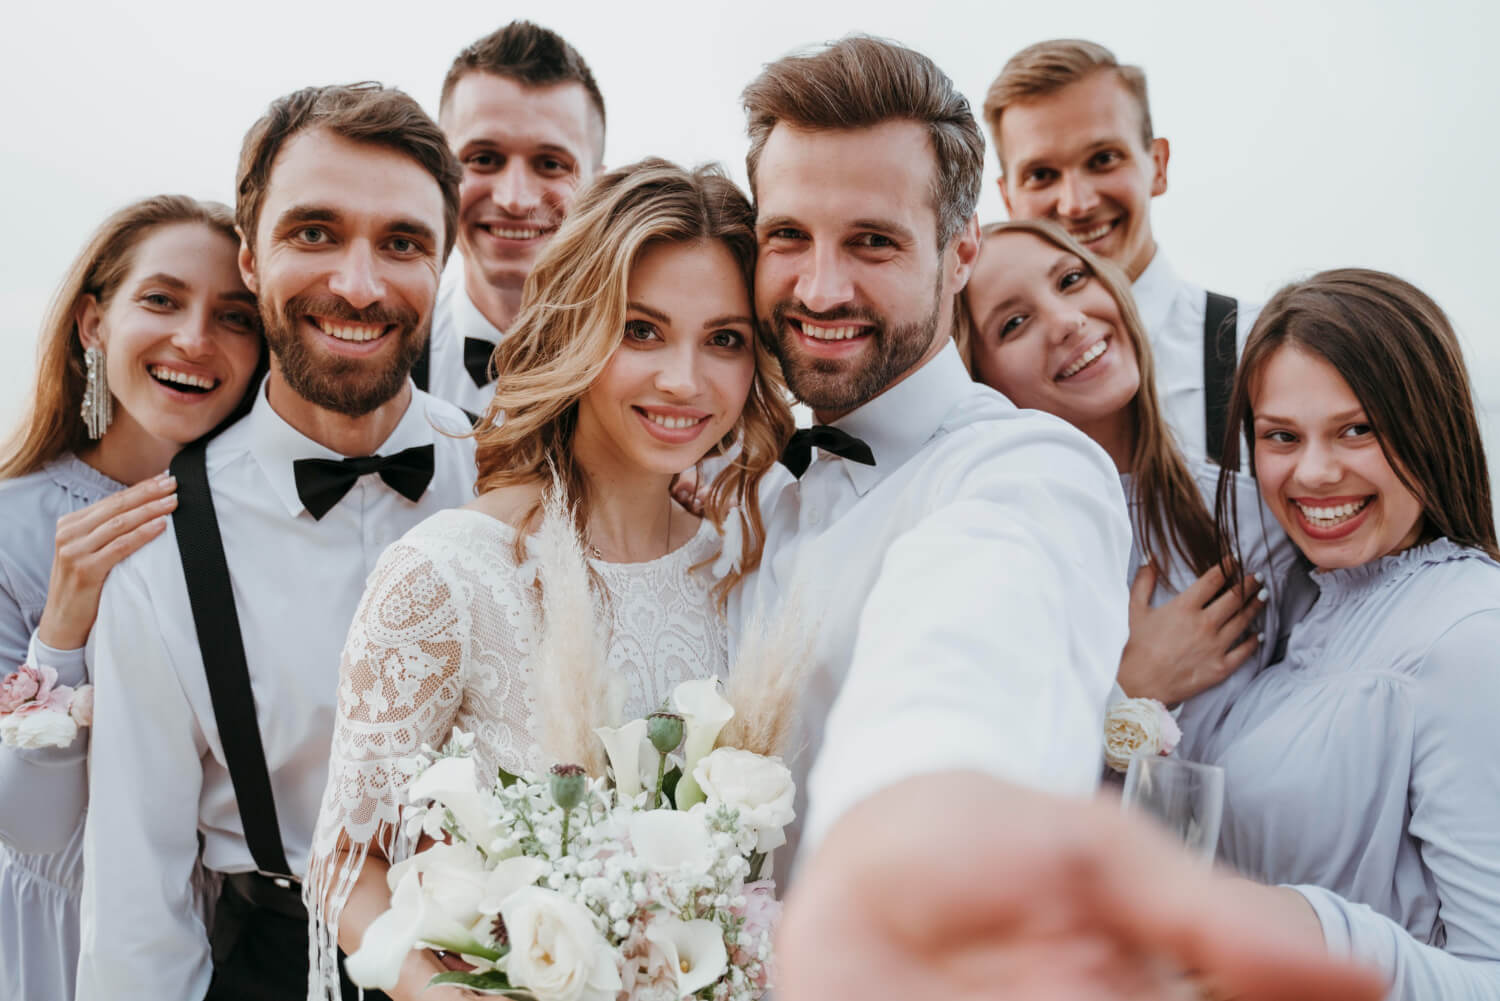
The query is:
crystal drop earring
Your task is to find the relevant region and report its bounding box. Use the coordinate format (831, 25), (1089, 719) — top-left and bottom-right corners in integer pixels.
(80, 345), (113, 440)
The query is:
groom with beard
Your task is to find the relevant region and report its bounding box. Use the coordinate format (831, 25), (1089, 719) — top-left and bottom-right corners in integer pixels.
(736, 36), (1383, 1001)
(76, 84), (477, 1001)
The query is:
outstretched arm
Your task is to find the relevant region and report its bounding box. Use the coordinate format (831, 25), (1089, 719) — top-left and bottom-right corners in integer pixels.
(780, 773), (1385, 1001)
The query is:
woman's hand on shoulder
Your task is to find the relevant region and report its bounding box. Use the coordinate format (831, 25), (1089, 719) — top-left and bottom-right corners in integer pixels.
(1117, 562), (1264, 707)
(35, 473), (178, 651)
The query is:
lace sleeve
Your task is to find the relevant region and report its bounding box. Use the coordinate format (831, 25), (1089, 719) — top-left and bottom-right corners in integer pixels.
(304, 532), (471, 1000)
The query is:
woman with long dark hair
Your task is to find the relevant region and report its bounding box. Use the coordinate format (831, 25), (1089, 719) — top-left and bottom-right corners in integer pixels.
(1199, 269), (1500, 997)
(0, 194), (264, 999)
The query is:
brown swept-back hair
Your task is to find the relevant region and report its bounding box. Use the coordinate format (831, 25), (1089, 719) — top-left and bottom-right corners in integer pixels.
(0, 196), (254, 480)
(960, 219), (1219, 578)
(440, 19), (605, 159)
(742, 34), (984, 248)
(1215, 268), (1498, 576)
(983, 38), (1153, 174)
(473, 158), (795, 604)
(236, 82), (461, 260)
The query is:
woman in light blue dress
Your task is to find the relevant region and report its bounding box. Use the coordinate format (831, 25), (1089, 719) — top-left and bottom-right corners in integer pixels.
(961, 219), (1300, 754)
(1199, 268), (1500, 999)
(0, 195), (264, 999)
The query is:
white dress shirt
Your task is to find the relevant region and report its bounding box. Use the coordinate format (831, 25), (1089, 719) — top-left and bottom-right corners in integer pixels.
(1132, 250), (1261, 460)
(729, 343), (1133, 869)
(427, 270), (504, 416)
(76, 382), (476, 1001)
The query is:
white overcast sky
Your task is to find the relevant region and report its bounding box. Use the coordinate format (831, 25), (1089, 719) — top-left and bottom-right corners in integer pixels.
(4, 0), (1498, 495)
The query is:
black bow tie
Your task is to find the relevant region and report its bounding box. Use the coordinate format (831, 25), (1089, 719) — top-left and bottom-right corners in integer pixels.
(464, 337), (497, 388)
(292, 444), (435, 520)
(780, 425), (876, 478)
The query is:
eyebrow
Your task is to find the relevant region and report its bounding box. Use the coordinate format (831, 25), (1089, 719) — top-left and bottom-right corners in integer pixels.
(1012, 138), (1128, 178)
(1254, 407), (1368, 424)
(275, 204), (437, 248)
(133, 272), (189, 291)
(627, 302), (752, 331)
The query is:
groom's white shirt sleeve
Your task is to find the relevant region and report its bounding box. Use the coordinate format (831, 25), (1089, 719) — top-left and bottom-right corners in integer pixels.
(802, 408), (1132, 854)
(77, 559), (213, 1000)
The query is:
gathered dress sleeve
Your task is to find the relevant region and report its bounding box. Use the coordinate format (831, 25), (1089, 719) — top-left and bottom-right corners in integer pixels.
(305, 519), (539, 999)
(1293, 608), (1500, 1000)
(0, 548), (89, 852)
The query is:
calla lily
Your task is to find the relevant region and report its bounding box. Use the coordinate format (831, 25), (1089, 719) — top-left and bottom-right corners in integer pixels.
(629, 809), (714, 872)
(671, 678), (734, 809)
(408, 755), (499, 846)
(345, 864), (427, 989)
(594, 718), (648, 798)
(646, 917), (729, 997)
(475, 856), (552, 914)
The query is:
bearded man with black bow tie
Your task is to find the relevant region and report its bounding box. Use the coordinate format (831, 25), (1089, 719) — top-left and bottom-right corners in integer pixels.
(733, 37), (1134, 879)
(76, 84), (476, 1001)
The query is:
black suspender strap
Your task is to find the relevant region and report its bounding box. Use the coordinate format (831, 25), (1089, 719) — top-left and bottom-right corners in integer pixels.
(169, 440), (294, 880)
(410, 336), (431, 393)
(1203, 292), (1239, 466)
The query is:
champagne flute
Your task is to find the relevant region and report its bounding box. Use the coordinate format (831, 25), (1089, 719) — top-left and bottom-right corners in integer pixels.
(1121, 755), (1225, 863)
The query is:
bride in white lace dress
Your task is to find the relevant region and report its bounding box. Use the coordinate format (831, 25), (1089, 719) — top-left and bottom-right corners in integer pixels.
(304, 160), (793, 1000)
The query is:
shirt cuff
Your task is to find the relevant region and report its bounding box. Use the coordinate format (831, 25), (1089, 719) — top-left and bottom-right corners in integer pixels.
(26, 634), (88, 688)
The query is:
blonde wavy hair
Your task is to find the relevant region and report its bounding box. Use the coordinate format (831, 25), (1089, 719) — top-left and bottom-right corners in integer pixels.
(474, 158), (794, 603)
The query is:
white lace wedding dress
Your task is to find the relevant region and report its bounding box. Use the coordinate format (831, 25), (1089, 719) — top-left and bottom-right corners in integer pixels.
(305, 507), (729, 999)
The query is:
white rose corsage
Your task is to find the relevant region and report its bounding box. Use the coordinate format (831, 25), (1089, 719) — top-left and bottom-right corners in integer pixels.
(1103, 696), (1181, 773)
(0, 664), (94, 749)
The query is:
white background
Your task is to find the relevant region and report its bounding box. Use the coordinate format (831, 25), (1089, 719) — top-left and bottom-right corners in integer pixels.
(4, 0), (1497, 497)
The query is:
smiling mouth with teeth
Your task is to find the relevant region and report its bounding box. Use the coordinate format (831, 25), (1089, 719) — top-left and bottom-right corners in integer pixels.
(798, 322), (869, 342)
(638, 409), (707, 430)
(148, 365), (218, 393)
(1295, 497), (1371, 527)
(1057, 339), (1108, 380)
(313, 318), (390, 343)
(480, 223), (553, 241)
(1069, 221), (1115, 244)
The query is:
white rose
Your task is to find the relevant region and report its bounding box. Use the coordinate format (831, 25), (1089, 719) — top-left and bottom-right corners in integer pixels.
(0, 708), (79, 749)
(692, 747), (795, 853)
(500, 887), (622, 1001)
(1103, 697), (1182, 773)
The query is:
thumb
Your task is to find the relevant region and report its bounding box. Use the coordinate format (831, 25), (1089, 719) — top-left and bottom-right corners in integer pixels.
(1130, 562), (1159, 608)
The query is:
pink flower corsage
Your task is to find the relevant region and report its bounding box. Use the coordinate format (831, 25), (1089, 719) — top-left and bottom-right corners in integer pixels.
(0, 664), (95, 749)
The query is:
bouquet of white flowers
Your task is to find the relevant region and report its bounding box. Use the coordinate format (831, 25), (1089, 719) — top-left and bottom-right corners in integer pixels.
(345, 678), (794, 1001)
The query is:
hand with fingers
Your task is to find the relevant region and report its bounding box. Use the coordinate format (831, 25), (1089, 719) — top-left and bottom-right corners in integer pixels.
(779, 774), (1385, 1001)
(34, 472), (178, 652)
(1118, 562), (1266, 707)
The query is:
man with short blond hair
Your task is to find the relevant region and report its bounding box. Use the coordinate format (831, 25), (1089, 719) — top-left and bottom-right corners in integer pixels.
(422, 20), (605, 415)
(985, 38), (1257, 462)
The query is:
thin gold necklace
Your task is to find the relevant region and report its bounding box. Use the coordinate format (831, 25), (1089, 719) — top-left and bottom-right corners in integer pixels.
(589, 494), (671, 562)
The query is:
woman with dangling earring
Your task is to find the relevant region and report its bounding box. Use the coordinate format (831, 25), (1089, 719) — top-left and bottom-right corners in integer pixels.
(0, 195), (265, 1000)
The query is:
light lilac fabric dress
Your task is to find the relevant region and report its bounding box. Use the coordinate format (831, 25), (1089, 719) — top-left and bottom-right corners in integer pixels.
(1199, 539), (1500, 999)
(0, 455), (121, 1001)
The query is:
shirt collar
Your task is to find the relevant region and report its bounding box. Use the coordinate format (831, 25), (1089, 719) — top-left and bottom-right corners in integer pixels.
(456, 281), (504, 345)
(248, 377), (440, 518)
(1130, 247), (1177, 336)
(830, 340), (973, 496)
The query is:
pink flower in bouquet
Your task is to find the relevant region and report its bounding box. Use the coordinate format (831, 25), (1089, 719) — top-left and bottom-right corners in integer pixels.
(69, 685), (94, 727)
(0, 664), (47, 714)
(733, 879), (780, 989)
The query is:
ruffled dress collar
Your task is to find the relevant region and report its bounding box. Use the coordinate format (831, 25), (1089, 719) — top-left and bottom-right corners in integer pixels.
(43, 453), (126, 501)
(1310, 537), (1480, 604)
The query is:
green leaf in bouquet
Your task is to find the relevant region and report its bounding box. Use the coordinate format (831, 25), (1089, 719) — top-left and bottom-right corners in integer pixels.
(497, 764), (521, 789)
(661, 765), (682, 807)
(428, 970), (534, 997)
